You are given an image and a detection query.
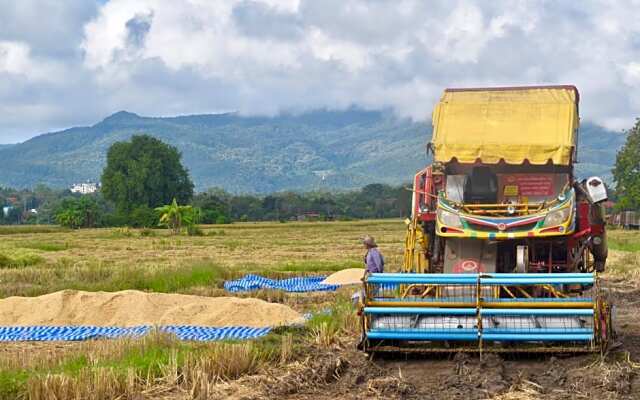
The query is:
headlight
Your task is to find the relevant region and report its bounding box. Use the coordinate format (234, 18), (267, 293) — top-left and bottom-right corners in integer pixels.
(437, 209), (463, 228)
(541, 207), (571, 228)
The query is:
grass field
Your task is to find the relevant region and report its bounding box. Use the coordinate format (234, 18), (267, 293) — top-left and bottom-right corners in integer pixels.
(0, 220), (404, 298)
(0, 221), (639, 400)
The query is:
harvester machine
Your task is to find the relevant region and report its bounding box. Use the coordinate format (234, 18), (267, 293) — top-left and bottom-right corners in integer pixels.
(360, 86), (613, 354)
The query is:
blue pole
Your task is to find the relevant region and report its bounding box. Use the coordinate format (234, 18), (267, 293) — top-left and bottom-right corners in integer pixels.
(366, 330), (593, 342)
(483, 328), (593, 334)
(368, 273), (594, 278)
(366, 276), (593, 285)
(480, 277), (593, 285)
(364, 307), (476, 315)
(482, 333), (593, 341)
(366, 276), (478, 284)
(366, 331), (478, 341)
(480, 308), (593, 316)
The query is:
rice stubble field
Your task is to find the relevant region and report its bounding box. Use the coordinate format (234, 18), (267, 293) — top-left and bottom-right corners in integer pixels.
(1, 220), (640, 399)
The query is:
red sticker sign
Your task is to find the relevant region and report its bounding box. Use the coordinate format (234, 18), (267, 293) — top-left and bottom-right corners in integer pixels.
(502, 174), (554, 197)
(453, 259), (484, 274)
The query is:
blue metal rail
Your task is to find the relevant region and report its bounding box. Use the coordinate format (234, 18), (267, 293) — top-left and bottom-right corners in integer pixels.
(364, 307), (593, 316)
(366, 330), (593, 342)
(367, 272), (595, 285)
(363, 273), (598, 346)
(368, 297), (593, 304)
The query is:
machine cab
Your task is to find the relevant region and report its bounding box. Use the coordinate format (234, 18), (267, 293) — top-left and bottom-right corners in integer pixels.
(410, 86), (607, 274)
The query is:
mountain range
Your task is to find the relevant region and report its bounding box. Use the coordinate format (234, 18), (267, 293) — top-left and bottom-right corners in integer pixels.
(0, 110), (627, 193)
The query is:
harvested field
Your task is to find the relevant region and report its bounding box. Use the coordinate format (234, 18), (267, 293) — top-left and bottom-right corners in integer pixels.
(0, 221), (639, 400)
(0, 220), (400, 298)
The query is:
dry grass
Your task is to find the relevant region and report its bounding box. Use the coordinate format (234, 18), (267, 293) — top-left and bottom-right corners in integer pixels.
(604, 250), (640, 283)
(0, 220), (388, 399)
(0, 220), (405, 298)
(605, 229), (640, 283)
(307, 297), (360, 347)
(0, 331), (300, 400)
(608, 229), (640, 252)
(20, 343), (262, 400)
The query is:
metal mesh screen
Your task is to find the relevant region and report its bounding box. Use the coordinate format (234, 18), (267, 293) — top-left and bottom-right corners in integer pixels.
(363, 273), (598, 347)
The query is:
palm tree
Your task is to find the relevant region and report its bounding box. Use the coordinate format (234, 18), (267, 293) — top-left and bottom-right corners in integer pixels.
(155, 198), (195, 234)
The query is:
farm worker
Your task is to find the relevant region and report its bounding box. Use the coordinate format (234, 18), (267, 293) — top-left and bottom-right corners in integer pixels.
(352, 235), (385, 307)
(363, 235), (384, 273)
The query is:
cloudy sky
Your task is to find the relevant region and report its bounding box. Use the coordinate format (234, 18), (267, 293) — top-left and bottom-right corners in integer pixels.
(1, 0), (640, 143)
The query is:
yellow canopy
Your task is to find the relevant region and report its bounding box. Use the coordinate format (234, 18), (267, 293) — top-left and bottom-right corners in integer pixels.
(431, 86), (579, 165)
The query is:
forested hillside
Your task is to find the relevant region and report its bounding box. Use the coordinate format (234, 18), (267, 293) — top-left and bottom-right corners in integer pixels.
(0, 110), (625, 192)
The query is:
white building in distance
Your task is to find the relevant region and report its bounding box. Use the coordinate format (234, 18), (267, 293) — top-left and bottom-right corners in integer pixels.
(70, 182), (99, 194)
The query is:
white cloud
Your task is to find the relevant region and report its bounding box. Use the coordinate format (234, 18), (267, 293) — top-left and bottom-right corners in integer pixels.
(622, 62), (640, 85)
(0, 41), (32, 74)
(81, 0), (154, 69)
(0, 40), (65, 82)
(430, 2), (489, 63)
(1, 0), (640, 142)
(256, 0), (299, 12)
(307, 28), (369, 71)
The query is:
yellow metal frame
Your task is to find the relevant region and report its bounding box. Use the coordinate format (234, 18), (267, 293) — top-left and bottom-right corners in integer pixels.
(402, 218), (430, 273)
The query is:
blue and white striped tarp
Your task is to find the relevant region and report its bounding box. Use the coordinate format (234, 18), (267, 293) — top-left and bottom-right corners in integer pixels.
(224, 274), (338, 293)
(0, 325), (271, 342)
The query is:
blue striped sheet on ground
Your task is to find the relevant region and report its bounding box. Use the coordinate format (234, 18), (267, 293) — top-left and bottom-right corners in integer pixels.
(224, 274), (339, 293)
(0, 326), (271, 342)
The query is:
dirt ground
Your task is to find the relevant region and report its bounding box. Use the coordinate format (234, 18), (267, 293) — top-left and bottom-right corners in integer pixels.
(209, 275), (640, 400)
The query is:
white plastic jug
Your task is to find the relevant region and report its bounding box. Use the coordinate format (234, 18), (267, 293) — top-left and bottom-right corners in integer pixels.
(586, 176), (607, 203)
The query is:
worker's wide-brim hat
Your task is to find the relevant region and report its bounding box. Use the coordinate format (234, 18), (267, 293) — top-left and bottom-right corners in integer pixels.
(362, 236), (377, 247)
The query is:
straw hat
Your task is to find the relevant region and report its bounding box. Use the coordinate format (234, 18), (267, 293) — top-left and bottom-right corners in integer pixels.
(362, 235), (377, 247)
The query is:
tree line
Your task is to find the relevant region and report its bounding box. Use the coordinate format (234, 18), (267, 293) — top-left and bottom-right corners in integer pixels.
(0, 135), (411, 228)
(3, 115), (639, 230)
(0, 183), (412, 228)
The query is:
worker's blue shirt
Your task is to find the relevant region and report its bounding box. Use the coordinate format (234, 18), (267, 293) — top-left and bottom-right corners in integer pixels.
(365, 248), (384, 273)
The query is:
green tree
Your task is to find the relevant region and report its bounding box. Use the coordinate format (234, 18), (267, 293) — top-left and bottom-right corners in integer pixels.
(101, 135), (194, 213)
(193, 190), (229, 223)
(155, 198), (196, 234)
(55, 197), (100, 229)
(613, 118), (640, 211)
(129, 205), (159, 228)
(32, 184), (63, 224)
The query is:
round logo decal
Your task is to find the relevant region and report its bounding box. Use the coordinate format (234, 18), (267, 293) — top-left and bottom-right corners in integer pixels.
(453, 259), (484, 273)
(497, 223), (506, 231)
